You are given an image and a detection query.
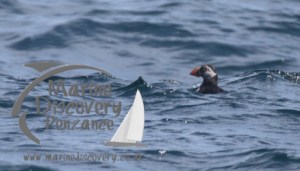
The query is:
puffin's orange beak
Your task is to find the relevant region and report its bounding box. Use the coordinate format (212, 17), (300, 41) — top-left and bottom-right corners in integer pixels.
(190, 66), (201, 77)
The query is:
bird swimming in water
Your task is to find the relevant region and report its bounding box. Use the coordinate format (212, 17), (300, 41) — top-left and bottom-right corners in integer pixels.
(190, 64), (224, 94)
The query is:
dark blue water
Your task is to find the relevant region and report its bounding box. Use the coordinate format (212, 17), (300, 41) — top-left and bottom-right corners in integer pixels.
(1, 0), (300, 170)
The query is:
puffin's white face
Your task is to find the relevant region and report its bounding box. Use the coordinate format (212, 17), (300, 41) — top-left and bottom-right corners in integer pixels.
(202, 65), (217, 79)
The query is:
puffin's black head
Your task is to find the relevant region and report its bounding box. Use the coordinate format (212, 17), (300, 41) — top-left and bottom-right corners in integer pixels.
(190, 64), (217, 79)
(190, 64), (224, 94)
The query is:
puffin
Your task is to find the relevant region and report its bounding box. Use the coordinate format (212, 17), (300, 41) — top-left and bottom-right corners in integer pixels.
(190, 64), (224, 94)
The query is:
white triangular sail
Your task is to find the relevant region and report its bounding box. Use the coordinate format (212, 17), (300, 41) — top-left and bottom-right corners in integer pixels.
(127, 90), (144, 142)
(106, 90), (145, 146)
